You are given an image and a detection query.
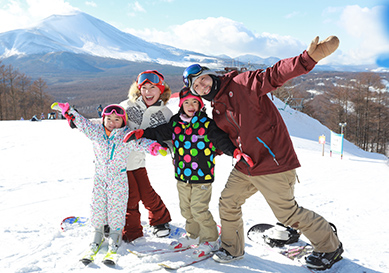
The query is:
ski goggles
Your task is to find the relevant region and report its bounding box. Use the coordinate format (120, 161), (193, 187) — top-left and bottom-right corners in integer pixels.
(102, 104), (127, 125)
(179, 87), (192, 100)
(183, 64), (205, 88)
(137, 71), (164, 88)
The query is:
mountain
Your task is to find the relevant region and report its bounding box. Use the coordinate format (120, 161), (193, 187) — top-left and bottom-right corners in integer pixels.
(0, 11), (368, 75)
(0, 11), (231, 70)
(0, 11), (381, 118)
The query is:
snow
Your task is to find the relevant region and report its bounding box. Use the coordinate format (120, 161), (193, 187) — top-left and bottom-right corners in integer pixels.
(1, 96), (388, 273)
(0, 12), (213, 67)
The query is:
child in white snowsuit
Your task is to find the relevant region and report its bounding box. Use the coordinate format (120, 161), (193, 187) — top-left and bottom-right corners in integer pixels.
(53, 102), (166, 255)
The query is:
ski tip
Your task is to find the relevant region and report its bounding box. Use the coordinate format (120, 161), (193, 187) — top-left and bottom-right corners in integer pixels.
(158, 263), (176, 270)
(80, 258), (92, 266)
(103, 259), (116, 266)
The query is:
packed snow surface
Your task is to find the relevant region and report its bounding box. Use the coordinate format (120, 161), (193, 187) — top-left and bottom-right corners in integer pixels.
(1, 97), (388, 272)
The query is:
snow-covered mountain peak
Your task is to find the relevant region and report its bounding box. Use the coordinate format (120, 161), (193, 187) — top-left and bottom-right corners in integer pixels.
(0, 11), (218, 66)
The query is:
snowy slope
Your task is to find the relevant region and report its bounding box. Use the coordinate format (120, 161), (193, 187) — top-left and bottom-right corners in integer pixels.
(0, 96), (388, 273)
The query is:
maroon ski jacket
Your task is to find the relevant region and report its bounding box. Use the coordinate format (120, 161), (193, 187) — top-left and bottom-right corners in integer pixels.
(211, 50), (316, 176)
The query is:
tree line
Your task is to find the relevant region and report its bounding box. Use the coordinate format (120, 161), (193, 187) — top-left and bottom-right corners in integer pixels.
(274, 72), (389, 156)
(1, 59), (388, 157)
(0, 61), (53, 120)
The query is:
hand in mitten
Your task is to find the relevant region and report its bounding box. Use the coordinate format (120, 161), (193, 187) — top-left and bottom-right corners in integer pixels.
(123, 129), (144, 143)
(233, 148), (254, 167)
(307, 36), (339, 62)
(51, 102), (77, 128)
(148, 142), (168, 156)
(51, 102), (70, 116)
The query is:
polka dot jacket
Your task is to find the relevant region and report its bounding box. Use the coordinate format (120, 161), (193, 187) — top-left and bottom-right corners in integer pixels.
(143, 111), (236, 183)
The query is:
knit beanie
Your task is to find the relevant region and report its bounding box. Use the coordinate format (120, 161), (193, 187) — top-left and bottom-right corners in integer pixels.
(179, 88), (204, 109)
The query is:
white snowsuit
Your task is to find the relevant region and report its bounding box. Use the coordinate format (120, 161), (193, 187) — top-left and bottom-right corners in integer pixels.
(70, 110), (156, 230)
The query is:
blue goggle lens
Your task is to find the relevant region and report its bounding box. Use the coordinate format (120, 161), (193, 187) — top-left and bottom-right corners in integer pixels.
(183, 64), (203, 87)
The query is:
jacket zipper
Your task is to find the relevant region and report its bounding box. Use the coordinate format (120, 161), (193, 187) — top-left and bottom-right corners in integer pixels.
(219, 103), (252, 175)
(256, 137), (279, 165)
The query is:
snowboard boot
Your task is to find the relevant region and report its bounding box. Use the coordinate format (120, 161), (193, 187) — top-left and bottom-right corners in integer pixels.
(305, 223), (344, 270)
(152, 223), (171, 238)
(212, 248), (244, 263)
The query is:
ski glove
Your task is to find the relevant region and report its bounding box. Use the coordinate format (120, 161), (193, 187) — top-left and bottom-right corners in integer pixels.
(123, 129), (144, 143)
(233, 148), (254, 167)
(51, 102), (77, 129)
(307, 35), (339, 63)
(148, 142), (168, 156)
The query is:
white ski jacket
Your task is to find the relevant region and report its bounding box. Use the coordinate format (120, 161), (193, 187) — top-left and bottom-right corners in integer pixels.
(120, 97), (173, 171)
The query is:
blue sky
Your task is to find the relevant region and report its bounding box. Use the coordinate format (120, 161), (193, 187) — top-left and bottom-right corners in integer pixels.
(0, 0), (388, 66)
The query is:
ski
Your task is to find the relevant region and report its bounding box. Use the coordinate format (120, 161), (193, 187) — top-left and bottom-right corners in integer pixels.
(79, 244), (102, 265)
(127, 246), (191, 257)
(102, 250), (119, 266)
(158, 253), (213, 270)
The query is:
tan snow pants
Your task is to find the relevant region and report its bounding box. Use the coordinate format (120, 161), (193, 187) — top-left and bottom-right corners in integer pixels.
(219, 168), (340, 257)
(177, 181), (219, 243)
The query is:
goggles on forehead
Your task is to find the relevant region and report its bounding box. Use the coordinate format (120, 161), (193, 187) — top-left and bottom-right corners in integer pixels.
(179, 87), (192, 100)
(183, 64), (207, 88)
(102, 104), (127, 125)
(137, 71), (164, 88)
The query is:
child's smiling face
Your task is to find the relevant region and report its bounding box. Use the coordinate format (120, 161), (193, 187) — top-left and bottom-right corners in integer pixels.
(104, 113), (124, 131)
(182, 98), (200, 117)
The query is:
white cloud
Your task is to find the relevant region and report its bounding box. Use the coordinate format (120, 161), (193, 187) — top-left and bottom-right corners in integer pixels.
(85, 1), (97, 8)
(284, 11), (300, 19)
(125, 17), (306, 59)
(26, 0), (77, 18)
(0, 0), (78, 32)
(337, 5), (389, 65)
(132, 1), (145, 12)
(126, 1), (145, 17)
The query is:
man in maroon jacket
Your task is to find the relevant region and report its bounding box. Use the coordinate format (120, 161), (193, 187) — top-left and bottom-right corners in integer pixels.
(182, 36), (343, 270)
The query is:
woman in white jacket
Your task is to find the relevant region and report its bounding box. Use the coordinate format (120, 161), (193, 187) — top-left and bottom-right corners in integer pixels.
(119, 70), (173, 242)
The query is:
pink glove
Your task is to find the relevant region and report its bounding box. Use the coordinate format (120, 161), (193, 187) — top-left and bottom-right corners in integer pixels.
(51, 102), (70, 116)
(51, 102), (76, 128)
(148, 142), (168, 156)
(233, 148), (254, 167)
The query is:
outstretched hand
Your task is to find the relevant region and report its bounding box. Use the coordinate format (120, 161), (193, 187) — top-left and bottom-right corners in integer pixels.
(51, 102), (70, 116)
(233, 148), (254, 167)
(51, 102), (77, 129)
(307, 36), (339, 62)
(148, 142), (168, 156)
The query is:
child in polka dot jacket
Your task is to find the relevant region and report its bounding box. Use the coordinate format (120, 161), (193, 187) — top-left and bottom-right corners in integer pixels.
(124, 87), (253, 258)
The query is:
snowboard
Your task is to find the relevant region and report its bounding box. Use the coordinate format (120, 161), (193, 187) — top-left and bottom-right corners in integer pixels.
(247, 223), (316, 272)
(60, 216), (89, 232)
